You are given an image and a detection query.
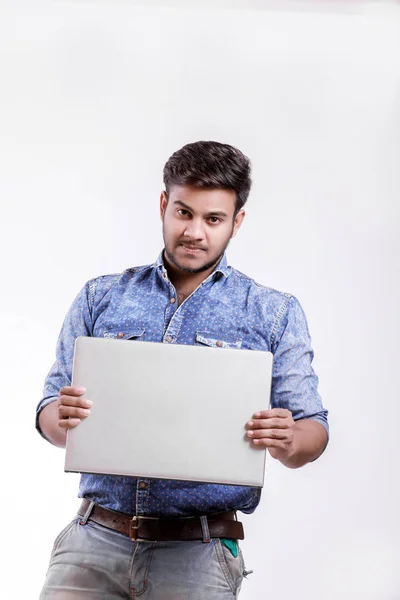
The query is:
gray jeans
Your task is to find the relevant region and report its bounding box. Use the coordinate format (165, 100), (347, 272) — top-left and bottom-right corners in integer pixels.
(40, 515), (246, 599)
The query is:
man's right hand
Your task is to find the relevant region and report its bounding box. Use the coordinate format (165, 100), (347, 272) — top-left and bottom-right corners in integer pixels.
(57, 386), (92, 429)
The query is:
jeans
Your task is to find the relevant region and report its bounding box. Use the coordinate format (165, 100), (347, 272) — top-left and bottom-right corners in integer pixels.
(40, 515), (246, 599)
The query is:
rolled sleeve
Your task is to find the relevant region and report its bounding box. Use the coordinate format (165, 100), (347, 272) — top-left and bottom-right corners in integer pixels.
(270, 296), (329, 439)
(36, 280), (94, 440)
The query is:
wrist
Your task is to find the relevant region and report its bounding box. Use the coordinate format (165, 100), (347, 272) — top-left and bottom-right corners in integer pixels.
(279, 419), (328, 469)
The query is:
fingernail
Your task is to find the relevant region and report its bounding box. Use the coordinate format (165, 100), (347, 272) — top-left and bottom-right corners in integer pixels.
(247, 431), (254, 437)
(84, 400), (93, 407)
(254, 412), (261, 418)
(248, 421), (254, 427)
(78, 387), (86, 393)
(82, 409), (91, 416)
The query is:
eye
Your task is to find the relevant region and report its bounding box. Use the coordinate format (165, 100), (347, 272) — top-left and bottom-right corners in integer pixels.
(177, 209), (190, 217)
(208, 216), (221, 224)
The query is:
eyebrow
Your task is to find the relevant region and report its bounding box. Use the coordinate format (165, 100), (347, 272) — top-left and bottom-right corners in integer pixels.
(172, 199), (228, 219)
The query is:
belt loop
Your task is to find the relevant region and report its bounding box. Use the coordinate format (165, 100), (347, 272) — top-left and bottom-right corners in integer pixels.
(200, 515), (211, 543)
(80, 501), (95, 525)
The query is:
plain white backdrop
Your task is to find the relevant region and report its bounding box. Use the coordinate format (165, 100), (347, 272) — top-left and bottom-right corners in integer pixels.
(1, 1), (399, 598)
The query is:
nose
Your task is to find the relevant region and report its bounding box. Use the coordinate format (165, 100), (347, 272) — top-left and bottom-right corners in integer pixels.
(183, 218), (205, 241)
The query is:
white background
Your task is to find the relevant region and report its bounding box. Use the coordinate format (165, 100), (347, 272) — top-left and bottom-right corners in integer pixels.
(1, 1), (399, 598)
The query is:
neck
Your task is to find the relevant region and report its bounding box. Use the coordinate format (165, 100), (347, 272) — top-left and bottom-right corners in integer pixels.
(163, 253), (217, 296)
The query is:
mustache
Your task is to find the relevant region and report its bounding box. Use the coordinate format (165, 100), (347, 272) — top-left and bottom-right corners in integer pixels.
(179, 242), (207, 250)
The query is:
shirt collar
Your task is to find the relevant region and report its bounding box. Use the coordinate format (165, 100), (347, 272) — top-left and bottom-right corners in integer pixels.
(153, 250), (231, 280)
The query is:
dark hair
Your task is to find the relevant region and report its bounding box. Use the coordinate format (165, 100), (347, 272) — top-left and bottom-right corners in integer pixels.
(163, 141), (252, 214)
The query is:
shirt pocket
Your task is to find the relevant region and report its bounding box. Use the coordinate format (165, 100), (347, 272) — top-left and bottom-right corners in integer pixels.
(102, 324), (146, 341)
(195, 331), (242, 349)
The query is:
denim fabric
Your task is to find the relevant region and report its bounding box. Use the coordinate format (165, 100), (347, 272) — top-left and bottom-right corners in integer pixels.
(40, 515), (246, 598)
(36, 252), (328, 516)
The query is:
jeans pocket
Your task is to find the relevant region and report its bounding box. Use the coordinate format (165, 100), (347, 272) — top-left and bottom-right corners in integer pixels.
(214, 539), (244, 595)
(51, 517), (79, 554)
(45, 518), (78, 577)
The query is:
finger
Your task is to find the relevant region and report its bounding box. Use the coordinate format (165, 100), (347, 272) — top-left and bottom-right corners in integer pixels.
(58, 417), (82, 429)
(58, 406), (91, 420)
(59, 386), (86, 396)
(247, 428), (288, 440)
(252, 438), (288, 449)
(58, 395), (93, 409)
(247, 418), (290, 430)
(253, 408), (291, 419)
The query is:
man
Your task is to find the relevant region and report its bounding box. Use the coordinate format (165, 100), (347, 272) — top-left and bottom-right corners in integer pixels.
(37, 141), (329, 599)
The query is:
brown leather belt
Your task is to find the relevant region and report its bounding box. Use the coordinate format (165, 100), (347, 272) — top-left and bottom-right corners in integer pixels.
(78, 499), (244, 542)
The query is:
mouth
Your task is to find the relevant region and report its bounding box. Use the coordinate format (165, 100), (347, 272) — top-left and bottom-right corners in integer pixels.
(180, 244), (206, 254)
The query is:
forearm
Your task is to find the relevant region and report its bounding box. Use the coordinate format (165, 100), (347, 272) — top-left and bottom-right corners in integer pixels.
(38, 401), (67, 448)
(280, 419), (328, 469)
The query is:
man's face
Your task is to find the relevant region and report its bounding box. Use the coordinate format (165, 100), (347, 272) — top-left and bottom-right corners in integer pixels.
(160, 185), (245, 274)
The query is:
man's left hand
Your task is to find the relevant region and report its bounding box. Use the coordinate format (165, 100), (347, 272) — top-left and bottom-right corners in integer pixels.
(246, 408), (296, 461)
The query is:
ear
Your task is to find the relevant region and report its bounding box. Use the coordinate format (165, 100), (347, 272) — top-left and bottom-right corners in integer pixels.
(231, 209), (245, 238)
(160, 191), (168, 221)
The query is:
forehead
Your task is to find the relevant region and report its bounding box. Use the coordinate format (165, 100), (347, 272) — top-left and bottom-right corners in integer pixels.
(168, 185), (236, 214)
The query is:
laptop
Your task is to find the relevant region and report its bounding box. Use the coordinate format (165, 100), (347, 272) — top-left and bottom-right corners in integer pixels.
(65, 336), (273, 487)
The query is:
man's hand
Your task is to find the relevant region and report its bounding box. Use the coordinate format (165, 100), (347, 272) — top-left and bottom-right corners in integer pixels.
(57, 386), (92, 430)
(246, 408), (295, 461)
(246, 409), (328, 468)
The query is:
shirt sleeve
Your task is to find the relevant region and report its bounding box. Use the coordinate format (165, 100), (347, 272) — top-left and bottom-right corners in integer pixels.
(270, 295), (329, 438)
(35, 280), (94, 440)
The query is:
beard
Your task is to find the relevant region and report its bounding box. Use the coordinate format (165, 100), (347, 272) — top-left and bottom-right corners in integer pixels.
(164, 246), (226, 274)
(163, 229), (233, 275)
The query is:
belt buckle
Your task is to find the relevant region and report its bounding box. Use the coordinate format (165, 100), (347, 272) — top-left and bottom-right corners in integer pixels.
(129, 516), (141, 541)
(129, 515), (157, 542)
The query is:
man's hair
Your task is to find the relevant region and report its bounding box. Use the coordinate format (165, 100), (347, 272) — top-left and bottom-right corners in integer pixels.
(163, 141), (252, 214)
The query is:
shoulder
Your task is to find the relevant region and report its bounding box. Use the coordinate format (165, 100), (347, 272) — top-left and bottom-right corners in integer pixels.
(86, 272), (121, 304)
(228, 268), (308, 346)
(230, 267), (294, 308)
(87, 263), (154, 304)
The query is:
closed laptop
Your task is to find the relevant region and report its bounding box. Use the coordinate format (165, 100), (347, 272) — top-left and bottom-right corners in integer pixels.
(65, 336), (273, 487)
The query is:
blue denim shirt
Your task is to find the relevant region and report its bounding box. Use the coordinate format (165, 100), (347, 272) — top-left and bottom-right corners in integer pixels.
(36, 252), (328, 516)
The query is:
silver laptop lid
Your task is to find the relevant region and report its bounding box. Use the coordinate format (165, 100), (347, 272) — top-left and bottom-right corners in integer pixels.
(65, 337), (273, 487)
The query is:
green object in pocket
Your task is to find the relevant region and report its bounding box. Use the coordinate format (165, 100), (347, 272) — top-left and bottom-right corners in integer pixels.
(220, 538), (238, 557)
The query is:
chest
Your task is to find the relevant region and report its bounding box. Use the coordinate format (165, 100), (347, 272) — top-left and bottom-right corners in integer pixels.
(176, 287), (191, 306)
(92, 282), (270, 351)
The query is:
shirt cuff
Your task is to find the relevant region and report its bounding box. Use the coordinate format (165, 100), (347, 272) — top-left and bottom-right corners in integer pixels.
(36, 396), (58, 441)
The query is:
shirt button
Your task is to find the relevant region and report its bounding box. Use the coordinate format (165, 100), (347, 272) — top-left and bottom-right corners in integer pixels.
(117, 332), (124, 339)
(165, 335), (173, 343)
(216, 340), (223, 347)
(170, 298), (176, 304)
(139, 481), (147, 490)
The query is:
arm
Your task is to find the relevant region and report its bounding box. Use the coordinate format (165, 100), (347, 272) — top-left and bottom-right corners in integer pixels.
(36, 281), (94, 445)
(38, 386), (91, 448)
(39, 400), (67, 448)
(280, 418), (328, 469)
(247, 295), (329, 468)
